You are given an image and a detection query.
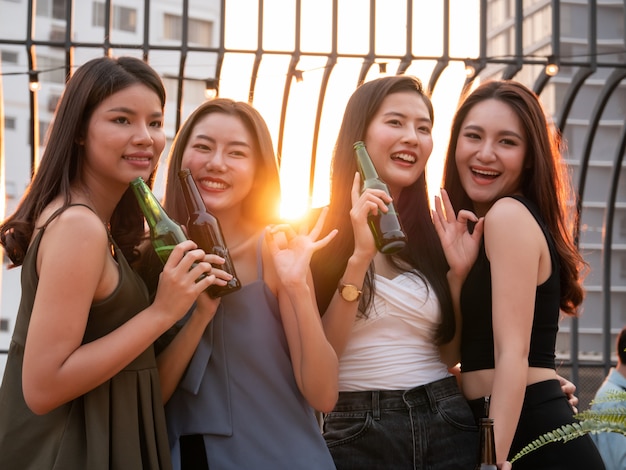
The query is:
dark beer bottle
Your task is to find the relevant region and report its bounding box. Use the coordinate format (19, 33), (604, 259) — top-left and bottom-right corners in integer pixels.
(179, 168), (241, 298)
(475, 418), (497, 470)
(353, 141), (407, 254)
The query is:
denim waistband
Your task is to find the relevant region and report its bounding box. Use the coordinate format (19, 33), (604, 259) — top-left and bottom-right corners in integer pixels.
(333, 376), (461, 418)
(467, 379), (562, 422)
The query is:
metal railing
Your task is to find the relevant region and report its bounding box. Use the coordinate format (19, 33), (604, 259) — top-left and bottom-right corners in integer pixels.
(1, 0), (625, 399)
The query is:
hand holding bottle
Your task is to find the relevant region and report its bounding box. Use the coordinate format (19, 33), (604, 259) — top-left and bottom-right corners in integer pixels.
(178, 169), (241, 298)
(353, 141), (407, 254)
(349, 171), (387, 261)
(130, 176), (230, 307)
(151, 240), (219, 323)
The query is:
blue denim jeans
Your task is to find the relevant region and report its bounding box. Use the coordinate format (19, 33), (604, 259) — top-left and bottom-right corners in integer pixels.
(323, 376), (478, 469)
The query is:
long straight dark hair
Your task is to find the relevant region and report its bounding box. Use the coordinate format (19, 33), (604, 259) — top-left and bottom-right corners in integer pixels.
(0, 56), (166, 267)
(311, 75), (455, 344)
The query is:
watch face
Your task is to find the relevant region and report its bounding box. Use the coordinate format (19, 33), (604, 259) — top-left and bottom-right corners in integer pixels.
(341, 284), (360, 301)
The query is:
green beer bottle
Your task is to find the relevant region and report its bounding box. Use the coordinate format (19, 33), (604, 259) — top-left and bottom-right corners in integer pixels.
(130, 177), (204, 277)
(353, 141), (407, 254)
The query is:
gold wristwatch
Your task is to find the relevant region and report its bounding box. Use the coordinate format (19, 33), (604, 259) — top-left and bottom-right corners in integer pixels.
(338, 282), (362, 302)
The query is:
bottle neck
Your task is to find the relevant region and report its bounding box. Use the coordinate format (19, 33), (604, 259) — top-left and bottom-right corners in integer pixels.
(478, 419), (497, 465)
(178, 169), (207, 215)
(354, 141), (379, 181)
(130, 177), (167, 229)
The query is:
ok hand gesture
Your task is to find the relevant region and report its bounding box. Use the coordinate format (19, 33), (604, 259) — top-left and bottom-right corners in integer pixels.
(266, 206), (337, 288)
(432, 188), (484, 280)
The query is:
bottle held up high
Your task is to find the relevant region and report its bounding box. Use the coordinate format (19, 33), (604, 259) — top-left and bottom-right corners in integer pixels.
(475, 417), (497, 470)
(353, 140), (407, 254)
(179, 168), (241, 298)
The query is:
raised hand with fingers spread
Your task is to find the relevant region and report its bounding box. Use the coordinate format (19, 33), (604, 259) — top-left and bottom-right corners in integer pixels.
(432, 188), (484, 281)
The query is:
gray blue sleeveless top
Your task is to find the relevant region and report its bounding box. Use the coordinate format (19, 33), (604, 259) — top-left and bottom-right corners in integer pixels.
(164, 235), (335, 469)
(0, 205), (172, 470)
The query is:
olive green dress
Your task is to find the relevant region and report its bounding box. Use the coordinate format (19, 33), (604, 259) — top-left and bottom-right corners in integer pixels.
(0, 206), (172, 470)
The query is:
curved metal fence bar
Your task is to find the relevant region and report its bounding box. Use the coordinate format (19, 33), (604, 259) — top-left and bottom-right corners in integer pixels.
(602, 126), (626, 375)
(0, 0), (624, 406)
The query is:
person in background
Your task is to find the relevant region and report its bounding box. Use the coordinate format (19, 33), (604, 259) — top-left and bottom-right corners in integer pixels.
(143, 98), (339, 470)
(310, 74), (479, 469)
(434, 79), (605, 469)
(590, 326), (626, 470)
(0, 56), (222, 469)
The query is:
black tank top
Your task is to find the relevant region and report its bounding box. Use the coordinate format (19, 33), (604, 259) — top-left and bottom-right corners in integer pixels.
(460, 196), (560, 372)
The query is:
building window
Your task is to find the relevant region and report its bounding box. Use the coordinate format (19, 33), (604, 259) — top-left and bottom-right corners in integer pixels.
(29, 120), (50, 146)
(1, 50), (19, 63)
(5, 117), (17, 130)
(4, 181), (17, 200)
(163, 77), (207, 105)
(36, 56), (66, 84)
(49, 25), (66, 42)
(0, 318), (9, 332)
(163, 14), (182, 42)
(47, 95), (61, 113)
(163, 13), (212, 46)
(487, 0), (515, 29)
(36, 0), (66, 20)
(92, 2), (137, 33)
(39, 121), (50, 143)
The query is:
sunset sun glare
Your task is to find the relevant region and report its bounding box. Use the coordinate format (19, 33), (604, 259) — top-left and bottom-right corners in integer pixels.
(221, 0), (480, 221)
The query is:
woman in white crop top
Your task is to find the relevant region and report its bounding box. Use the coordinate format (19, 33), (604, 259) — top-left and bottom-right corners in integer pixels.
(311, 75), (479, 470)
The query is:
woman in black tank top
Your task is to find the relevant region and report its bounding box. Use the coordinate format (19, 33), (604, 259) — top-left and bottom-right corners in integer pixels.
(434, 80), (604, 470)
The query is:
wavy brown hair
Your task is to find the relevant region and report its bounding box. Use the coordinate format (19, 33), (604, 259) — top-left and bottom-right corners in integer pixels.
(0, 56), (166, 267)
(442, 80), (586, 315)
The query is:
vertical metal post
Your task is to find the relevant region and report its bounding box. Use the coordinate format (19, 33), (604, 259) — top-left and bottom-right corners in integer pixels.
(26, 0), (39, 176)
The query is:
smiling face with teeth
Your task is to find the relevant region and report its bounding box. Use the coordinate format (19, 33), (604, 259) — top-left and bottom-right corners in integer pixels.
(362, 91), (434, 200)
(364, 91), (433, 200)
(454, 98), (527, 217)
(180, 112), (257, 219)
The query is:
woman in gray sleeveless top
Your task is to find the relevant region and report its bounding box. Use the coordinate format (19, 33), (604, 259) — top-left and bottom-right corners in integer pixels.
(145, 98), (338, 470)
